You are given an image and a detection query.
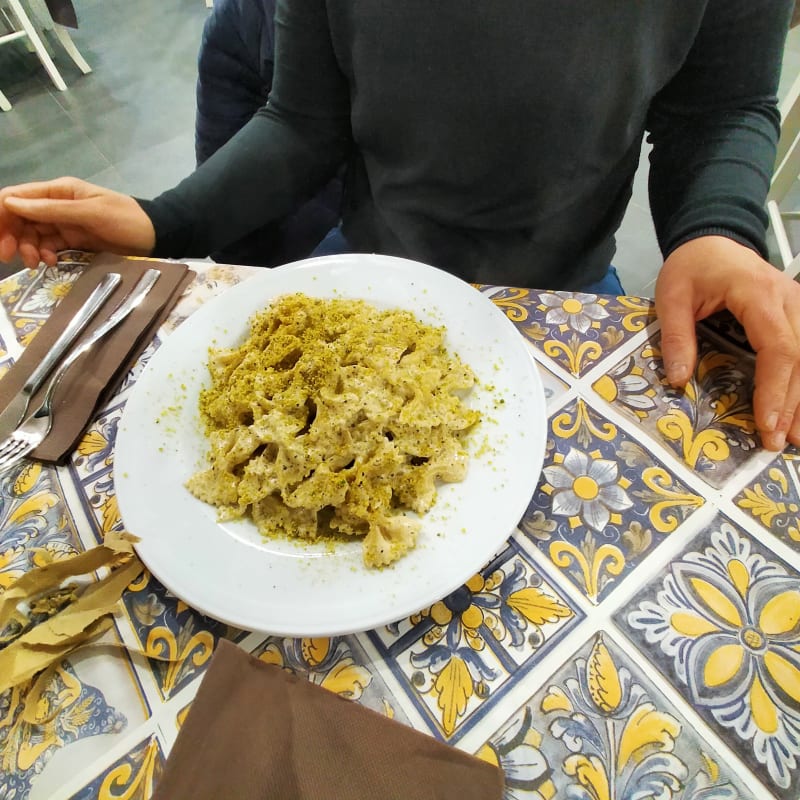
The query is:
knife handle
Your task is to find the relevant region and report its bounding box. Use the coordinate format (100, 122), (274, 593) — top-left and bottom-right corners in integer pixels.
(23, 272), (122, 395)
(40, 269), (161, 411)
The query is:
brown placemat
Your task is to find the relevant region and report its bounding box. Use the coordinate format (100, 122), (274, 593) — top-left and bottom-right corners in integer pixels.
(0, 254), (195, 463)
(151, 640), (504, 800)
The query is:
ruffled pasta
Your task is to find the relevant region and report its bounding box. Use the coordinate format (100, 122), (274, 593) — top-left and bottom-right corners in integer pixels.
(186, 293), (480, 567)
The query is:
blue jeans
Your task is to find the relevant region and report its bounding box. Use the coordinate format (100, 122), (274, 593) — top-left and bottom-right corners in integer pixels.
(311, 227), (625, 295)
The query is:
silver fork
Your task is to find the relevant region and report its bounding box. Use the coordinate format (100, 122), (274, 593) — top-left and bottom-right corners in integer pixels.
(0, 269), (161, 473)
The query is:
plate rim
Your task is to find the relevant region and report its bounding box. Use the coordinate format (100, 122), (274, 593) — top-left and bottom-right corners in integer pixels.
(115, 254), (547, 635)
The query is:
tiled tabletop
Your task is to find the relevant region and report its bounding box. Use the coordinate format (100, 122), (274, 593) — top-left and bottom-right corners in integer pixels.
(1, 256), (799, 799)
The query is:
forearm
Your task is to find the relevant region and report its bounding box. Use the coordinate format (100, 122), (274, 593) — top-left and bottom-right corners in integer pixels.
(646, 0), (791, 259)
(138, 107), (349, 258)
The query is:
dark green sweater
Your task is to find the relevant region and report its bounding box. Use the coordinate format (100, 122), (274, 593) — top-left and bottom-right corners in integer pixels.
(141, 0), (791, 289)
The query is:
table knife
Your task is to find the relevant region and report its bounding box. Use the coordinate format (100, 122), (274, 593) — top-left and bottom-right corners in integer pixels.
(0, 271), (122, 441)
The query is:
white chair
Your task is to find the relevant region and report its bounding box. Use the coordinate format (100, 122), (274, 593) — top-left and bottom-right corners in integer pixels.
(26, 0), (91, 73)
(0, 0), (90, 111)
(767, 70), (800, 278)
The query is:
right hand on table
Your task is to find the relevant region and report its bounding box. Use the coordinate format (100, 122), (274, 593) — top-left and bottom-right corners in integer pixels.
(0, 177), (156, 269)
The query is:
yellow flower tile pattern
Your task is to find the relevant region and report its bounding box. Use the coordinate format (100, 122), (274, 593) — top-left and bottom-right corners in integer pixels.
(490, 288), (656, 377)
(68, 735), (165, 800)
(479, 631), (757, 799)
(3, 261), (800, 799)
(120, 569), (243, 701)
(0, 462), (83, 641)
(366, 541), (583, 741)
(618, 515), (800, 798)
(736, 451), (800, 551)
(593, 331), (760, 489)
(1, 665), (126, 800)
(250, 635), (412, 724)
(520, 397), (704, 602)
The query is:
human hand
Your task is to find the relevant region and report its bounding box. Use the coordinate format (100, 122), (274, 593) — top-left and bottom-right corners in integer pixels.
(0, 177), (156, 269)
(655, 235), (800, 451)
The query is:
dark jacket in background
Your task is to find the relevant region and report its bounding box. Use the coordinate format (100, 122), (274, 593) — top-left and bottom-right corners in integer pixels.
(195, 0), (343, 267)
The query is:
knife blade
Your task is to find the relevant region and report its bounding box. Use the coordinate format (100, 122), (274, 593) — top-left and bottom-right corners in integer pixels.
(0, 271), (122, 441)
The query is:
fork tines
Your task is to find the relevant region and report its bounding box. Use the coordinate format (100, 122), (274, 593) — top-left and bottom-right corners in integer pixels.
(0, 437), (35, 470)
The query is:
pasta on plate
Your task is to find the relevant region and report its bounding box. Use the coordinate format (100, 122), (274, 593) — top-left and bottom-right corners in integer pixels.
(186, 293), (481, 567)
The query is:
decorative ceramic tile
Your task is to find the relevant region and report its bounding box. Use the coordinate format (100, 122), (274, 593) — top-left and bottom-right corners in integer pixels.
(489, 288), (656, 377)
(68, 734), (165, 800)
(519, 397), (704, 602)
(1, 663), (127, 800)
(249, 635), (413, 725)
(366, 540), (583, 742)
(618, 515), (800, 798)
(0, 266), (43, 317)
(534, 361), (569, 406)
(176, 701), (192, 730)
(477, 631), (757, 799)
(592, 331), (759, 490)
(1, 463), (84, 641)
(735, 451), (800, 552)
(158, 261), (253, 335)
(0, 263), (83, 349)
(67, 404), (125, 546)
(119, 570), (242, 702)
(699, 309), (752, 352)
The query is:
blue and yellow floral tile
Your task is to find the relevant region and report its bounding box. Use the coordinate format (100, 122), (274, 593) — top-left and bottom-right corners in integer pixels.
(1, 663), (127, 800)
(118, 570), (242, 702)
(699, 309), (753, 352)
(534, 361), (569, 408)
(616, 514), (800, 798)
(68, 734), (165, 800)
(248, 634), (413, 725)
(735, 451), (800, 553)
(66, 403), (127, 547)
(592, 330), (759, 490)
(489, 289), (656, 377)
(0, 266), (48, 317)
(366, 539), (583, 742)
(1, 462), (84, 642)
(519, 396), (704, 603)
(478, 631), (757, 799)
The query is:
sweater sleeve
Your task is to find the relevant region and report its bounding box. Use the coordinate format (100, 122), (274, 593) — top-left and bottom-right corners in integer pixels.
(645, 0), (792, 260)
(138, 0), (351, 259)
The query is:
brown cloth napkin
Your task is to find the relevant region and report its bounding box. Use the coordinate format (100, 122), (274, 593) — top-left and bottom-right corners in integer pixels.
(152, 640), (505, 800)
(0, 253), (194, 463)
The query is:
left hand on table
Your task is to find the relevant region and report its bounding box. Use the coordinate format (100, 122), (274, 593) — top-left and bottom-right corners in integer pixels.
(655, 235), (800, 452)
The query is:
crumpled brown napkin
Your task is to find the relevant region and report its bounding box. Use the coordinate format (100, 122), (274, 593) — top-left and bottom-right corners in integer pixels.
(0, 253), (194, 463)
(152, 640), (504, 800)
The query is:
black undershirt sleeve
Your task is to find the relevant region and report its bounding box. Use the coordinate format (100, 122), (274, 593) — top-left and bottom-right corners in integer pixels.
(646, 0), (791, 260)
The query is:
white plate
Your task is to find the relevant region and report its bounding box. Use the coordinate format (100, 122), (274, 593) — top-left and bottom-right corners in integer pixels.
(115, 255), (546, 636)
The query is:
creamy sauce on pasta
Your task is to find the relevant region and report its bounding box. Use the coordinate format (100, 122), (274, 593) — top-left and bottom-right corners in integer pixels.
(185, 293), (480, 567)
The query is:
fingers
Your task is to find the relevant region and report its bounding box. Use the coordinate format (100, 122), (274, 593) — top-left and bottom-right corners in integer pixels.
(3, 194), (97, 228)
(738, 289), (800, 452)
(654, 271), (698, 387)
(0, 231), (19, 263)
(658, 238), (800, 454)
(2, 176), (88, 201)
(785, 300), (800, 449)
(0, 178), (93, 265)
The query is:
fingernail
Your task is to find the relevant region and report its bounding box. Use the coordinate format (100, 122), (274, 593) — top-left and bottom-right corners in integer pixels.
(765, 412), (779, 432)
(765, 430), (786, 451)
(665, 362), (687, 385)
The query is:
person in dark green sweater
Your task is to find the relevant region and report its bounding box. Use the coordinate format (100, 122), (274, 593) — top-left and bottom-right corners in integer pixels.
(1, 1), (799, 450)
